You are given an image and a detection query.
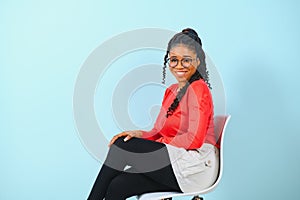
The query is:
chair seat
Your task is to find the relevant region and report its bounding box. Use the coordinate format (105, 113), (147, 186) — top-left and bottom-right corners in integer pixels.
(138, 191), (209, 200)
(138, 192), (180, 200)
(138, 184), (218, 200)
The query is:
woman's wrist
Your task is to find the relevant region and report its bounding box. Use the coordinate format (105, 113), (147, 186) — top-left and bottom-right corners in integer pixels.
(133, 130), (143, 138)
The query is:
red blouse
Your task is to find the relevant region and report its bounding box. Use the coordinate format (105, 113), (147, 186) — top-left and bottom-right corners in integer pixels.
(141, 79), (216, 150)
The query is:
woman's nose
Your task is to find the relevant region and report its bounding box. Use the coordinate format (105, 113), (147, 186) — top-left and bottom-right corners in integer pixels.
(174, 61), (184, 69)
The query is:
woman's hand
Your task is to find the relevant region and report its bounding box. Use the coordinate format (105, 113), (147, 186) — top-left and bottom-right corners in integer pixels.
(108, 130), (143, 147)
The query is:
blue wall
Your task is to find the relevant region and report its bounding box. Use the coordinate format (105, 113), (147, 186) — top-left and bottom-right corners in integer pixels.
(1, 0), (300, 199)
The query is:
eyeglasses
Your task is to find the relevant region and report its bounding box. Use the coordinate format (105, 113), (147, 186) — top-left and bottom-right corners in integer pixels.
(166, 57), (196, 68)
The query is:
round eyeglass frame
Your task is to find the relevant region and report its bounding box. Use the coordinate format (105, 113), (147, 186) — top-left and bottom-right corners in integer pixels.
(166, 57), (197, 68)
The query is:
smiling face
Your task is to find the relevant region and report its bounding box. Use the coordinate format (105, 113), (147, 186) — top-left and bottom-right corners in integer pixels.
(168, 44), (200, 88)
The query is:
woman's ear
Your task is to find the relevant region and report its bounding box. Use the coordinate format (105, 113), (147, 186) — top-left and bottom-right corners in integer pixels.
(197, 58), (200, 66)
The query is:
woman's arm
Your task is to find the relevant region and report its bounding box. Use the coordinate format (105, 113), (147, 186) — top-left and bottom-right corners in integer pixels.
(140, 128), (162, 141)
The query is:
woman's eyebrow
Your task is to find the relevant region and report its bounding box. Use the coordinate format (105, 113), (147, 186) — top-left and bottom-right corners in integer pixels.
(169, 55), (192, 58)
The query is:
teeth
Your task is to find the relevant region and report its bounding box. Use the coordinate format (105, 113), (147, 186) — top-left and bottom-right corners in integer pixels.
(176, 72), (185, 75)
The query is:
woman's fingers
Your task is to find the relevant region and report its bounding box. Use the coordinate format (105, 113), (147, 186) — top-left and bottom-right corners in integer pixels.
(108, 130), (142, 147)
(123, 134), (132, 142)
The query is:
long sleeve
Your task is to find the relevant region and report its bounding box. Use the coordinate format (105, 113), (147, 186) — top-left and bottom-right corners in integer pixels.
(141, 128), (162, 141)
(157, 81), (213, 149)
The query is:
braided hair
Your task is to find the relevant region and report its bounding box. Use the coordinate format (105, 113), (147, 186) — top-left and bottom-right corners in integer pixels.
(163, 28), (211, 118)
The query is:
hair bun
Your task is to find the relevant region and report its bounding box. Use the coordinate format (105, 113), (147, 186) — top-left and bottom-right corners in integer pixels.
(182, 28), (202, 46)
(182, 28), (198, 36)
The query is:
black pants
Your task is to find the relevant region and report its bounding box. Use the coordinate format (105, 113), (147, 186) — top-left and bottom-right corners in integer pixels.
(87, 137), (182, 200)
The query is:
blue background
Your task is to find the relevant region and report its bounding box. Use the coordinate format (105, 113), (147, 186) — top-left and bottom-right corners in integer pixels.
(1, 0), (300, 199)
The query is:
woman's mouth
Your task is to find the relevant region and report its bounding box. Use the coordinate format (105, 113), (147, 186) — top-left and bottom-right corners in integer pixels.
(175, 71), (187, 78)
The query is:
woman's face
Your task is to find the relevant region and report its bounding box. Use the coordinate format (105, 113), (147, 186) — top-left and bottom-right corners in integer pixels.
(168, 44), (200, 87)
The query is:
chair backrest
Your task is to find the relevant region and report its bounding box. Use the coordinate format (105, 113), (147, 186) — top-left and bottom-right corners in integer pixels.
(215, 115), (230, 148)
(209, 115), (231, 191)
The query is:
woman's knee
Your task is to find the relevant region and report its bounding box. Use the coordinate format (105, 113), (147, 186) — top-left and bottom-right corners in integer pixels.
(113, 136), (127, 147)
(112, 136), (140, 151)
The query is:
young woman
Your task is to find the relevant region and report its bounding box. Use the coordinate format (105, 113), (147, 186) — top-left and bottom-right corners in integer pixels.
(87, 28), (219, 200)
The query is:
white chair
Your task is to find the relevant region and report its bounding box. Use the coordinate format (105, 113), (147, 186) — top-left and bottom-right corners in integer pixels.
(137, 115), (231, 200)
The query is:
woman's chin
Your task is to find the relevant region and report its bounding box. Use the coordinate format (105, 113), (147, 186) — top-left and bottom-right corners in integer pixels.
(175, 78), (188, 84)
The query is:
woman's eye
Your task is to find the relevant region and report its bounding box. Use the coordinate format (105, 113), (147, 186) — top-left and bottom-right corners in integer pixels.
(183, 58), (192, 63)
(170, 58), (178, 63)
